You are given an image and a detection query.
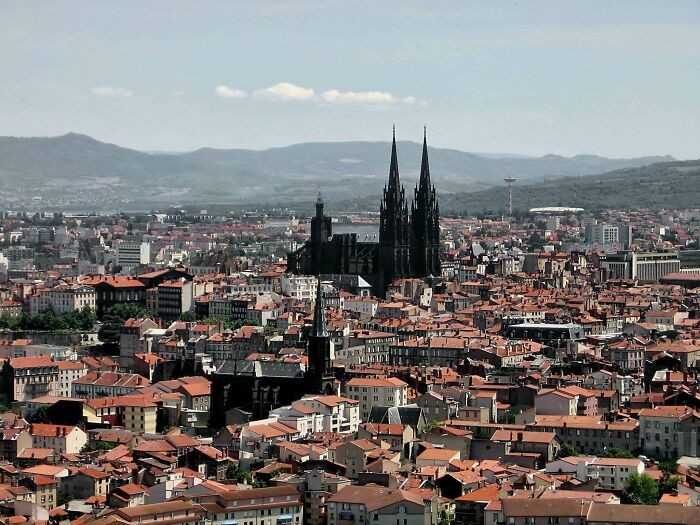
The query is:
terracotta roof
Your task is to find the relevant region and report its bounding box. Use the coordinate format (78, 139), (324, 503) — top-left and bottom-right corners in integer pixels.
(9, 356), (55, 369)
(328, 485), (424, 511)
(417, 448), (460, 461)
(27, 424), (79, 438)
(639, 405), (694, 419)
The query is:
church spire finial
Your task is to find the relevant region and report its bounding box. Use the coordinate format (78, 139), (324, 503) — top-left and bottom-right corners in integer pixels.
(419, 125), (430, 190)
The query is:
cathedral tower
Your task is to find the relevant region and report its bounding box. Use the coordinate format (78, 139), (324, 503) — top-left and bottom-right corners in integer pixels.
(378, 127), (412, 294)
(411, 128), (441, 277)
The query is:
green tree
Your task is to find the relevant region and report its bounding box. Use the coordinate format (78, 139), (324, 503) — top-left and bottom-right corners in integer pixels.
(98, 304), (151, 344)
(557, 444), (578, 458)
(601, 448), (635, 459)
(226, 465), (253, 484)
(660, 475), (680, 495)
(625, 473), (659, 505)
(659, 459), (679, 476)
(179, 311), (197, 322)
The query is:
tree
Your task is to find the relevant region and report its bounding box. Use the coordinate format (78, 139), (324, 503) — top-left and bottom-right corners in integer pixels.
(660, 475), (680, 495)
(557, 444), (578, 458)
(659, 459), (679, 476)
(179, 311), (197, 322)
(625, 473), (659, 505)
(98, 304), (151, 345)
(600, 448), (635, 459)
(527, 232), (546, 251)
(226, 464), (253, 484)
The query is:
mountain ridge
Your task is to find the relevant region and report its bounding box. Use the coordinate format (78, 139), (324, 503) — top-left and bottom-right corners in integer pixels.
(0, 132), (677, 209)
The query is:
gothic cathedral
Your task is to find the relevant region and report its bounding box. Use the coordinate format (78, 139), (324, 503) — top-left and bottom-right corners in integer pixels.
(287, 128), (441, 297)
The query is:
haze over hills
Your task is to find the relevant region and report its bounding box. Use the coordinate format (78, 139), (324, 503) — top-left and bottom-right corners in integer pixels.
(437, 160), (700, 215)
(0, 132), (675, 210)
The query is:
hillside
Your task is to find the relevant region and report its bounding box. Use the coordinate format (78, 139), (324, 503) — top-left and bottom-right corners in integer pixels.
(438, 160), (700, 215)
(0, 132), (674, 210)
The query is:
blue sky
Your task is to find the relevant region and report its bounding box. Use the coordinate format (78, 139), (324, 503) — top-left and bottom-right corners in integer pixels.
(1, 1), (699, 157)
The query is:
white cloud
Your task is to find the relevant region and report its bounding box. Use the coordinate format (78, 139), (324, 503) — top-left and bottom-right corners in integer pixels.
(321, 89), (418, 105)
(215, 85), (247, 99)
(254, 82), (315, 101)
(91, 86), (133, 97)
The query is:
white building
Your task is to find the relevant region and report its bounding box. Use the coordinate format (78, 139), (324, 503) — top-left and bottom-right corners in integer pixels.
(343, 296), (378, 320)
(280, 275), (317, 301)
(344, 377), (408, 421)
(270, 394), (360, 436)
(117, 241), (151, 272)
(545, 456), (644, 491)
(57, 361), (89, 398)
(29, 285), (96, 316)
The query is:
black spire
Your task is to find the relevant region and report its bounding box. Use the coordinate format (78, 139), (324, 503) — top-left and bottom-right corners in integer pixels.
(411, 127), (441, 277)
(418, 126), (431, 192)
(388, 124), (400, 193)
(311, 279), (328, 337)
(378, 126), (413, 295)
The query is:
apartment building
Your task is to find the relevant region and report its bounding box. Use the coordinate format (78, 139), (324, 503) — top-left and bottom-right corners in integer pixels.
(16, 423), (87, 455)
(602, 251), (680, 282)
(6, 356), (59, 403)
(149, 278), (193, 323)
(29, 285), (96, 316)
(116, 240), (151, 272)
(72, 371), (150, 398)
(535, 389), (578, 416)
(271, 395), (360, 436)
(280, 275), (317, 301)
(344, 377), (408, 421)
(326, 485), (429, 525)
(110, 499), (205, 525)
(56, 360), (89, 397)
(639, 405), (700, 459)
(493, 497), (699, 525)
(529, 415), (639, 456)
(545, 456), (644, 491)
(121, 396), (158, 434)
(201, 485), (302, 525)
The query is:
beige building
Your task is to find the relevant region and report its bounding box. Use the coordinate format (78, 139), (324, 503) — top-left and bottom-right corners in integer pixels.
(17, 423), (87, 455)
(56, 360), (89, 398)
(327, 485), (431, 525)
(7, 356), (59, 403)
(121, 396), (158, 434)
(200, 485), (303, 525)
(535, 389), (578, 416)
(29, 285), (96, 316)
(61, 467), (111, 501)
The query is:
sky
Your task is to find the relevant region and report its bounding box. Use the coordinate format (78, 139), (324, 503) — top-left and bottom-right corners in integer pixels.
(1, 1), (699, 158)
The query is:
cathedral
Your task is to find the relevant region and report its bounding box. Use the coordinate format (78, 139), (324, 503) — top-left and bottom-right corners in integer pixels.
(287, 128), (441, 296)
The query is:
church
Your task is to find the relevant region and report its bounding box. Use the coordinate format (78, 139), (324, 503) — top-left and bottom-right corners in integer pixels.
(209, 279), (335, 426)
(287, 128), (441, 297)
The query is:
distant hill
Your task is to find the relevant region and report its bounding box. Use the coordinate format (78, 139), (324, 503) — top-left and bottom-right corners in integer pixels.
(0, 132), (675, 209)
(438, 160), (700, 214)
